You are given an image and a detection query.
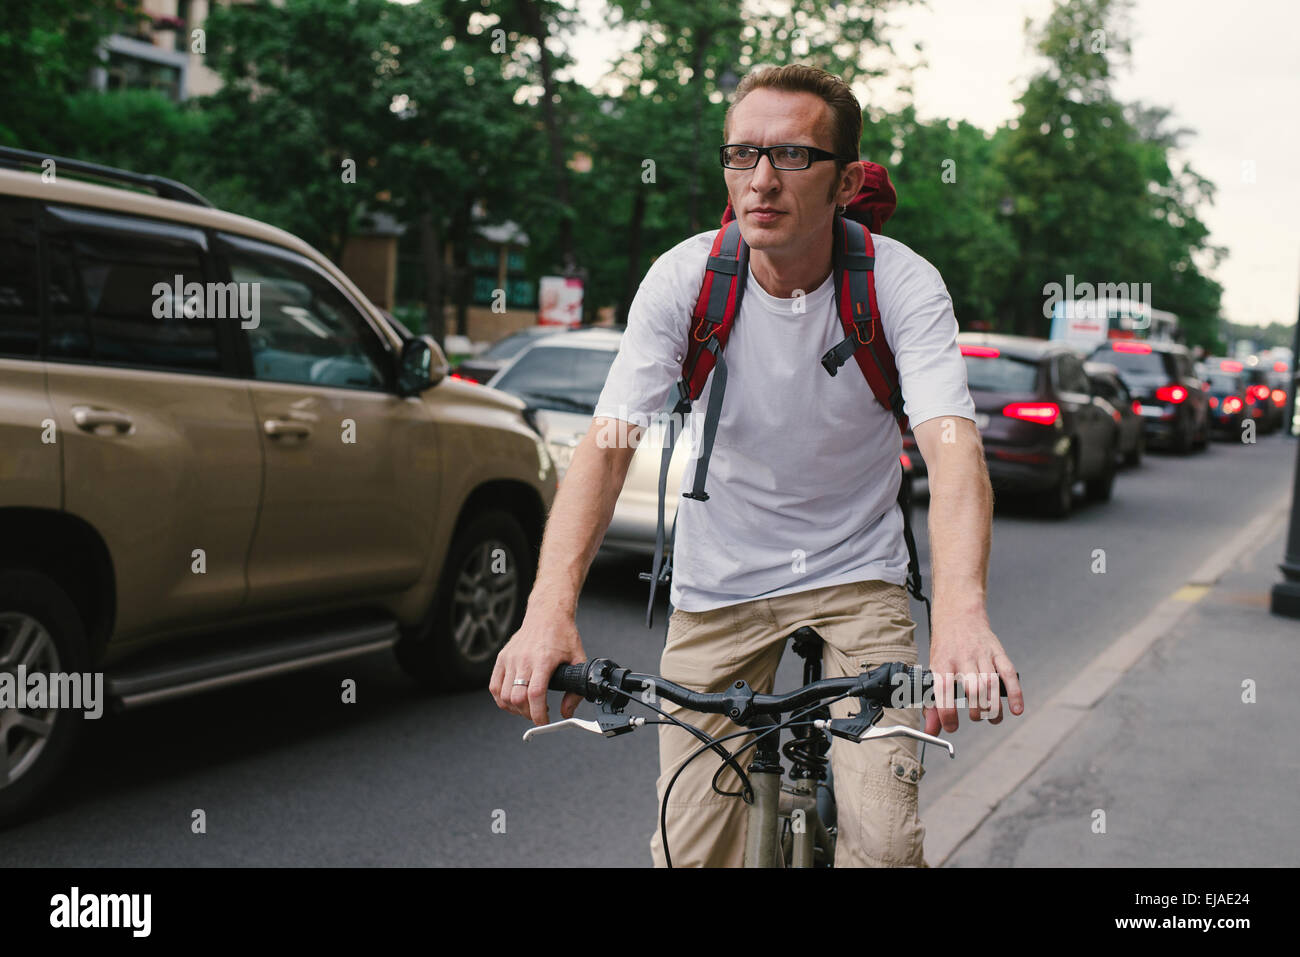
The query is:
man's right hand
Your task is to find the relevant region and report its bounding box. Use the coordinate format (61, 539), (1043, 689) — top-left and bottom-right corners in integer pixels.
(490, 612), (586, 726)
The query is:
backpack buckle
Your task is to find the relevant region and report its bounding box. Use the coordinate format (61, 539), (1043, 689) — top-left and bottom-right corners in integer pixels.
(821, 335), (859, 376)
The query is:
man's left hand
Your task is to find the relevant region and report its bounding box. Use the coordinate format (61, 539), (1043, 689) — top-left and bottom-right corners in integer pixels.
(924, 610), (1024, 735)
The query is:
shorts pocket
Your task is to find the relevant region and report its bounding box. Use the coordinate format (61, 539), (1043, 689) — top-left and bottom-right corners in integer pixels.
(859, 747), (927, 866)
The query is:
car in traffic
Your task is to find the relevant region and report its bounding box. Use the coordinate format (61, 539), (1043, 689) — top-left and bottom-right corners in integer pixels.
(453, 324), (629, 384)
(1084, 361), (1144, 466)
(1199, 359), (1249, 438)
(0, 148), (556, 826)
(1088, 339), (1209, 453)
(1240, 363), (1283, 434)
(952, 333), (1120, 517)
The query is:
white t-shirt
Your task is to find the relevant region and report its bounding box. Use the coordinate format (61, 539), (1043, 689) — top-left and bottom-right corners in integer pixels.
(594, 227), (976, 612)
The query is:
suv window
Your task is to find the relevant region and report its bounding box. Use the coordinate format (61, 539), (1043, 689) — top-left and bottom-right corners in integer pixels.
(962, 354), (1039, 393)
(43, 206), (224, 373)
(0, 198), (40, 358)
(220, 234), (390, 391)
(1056, 354), (1090, 394)
(1096, 347), (1165, 377)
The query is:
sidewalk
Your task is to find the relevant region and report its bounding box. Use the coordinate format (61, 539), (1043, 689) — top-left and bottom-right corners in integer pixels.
(938, 513), (1299, 867)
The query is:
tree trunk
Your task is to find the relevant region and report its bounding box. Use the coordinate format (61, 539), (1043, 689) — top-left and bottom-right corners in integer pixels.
(451, 197), (472, 337)
(515, 0), (575, 272)
(419, 202), (446, 348)
(620, 186), (647, 324)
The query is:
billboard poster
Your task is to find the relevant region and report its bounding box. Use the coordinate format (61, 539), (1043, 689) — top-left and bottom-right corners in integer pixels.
(538, 276), (584, 327)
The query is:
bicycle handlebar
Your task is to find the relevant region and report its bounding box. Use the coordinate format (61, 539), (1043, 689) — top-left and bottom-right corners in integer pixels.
(549, 658), (1011, 723)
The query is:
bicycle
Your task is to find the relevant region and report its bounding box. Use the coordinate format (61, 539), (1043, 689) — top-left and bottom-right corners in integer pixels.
(522, 625), (1012, 867)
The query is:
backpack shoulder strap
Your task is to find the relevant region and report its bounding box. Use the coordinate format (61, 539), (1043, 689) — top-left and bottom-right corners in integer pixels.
(644, 222), (748, 627)
(681, 221), (748, 401)
(821, 214), (909, 432)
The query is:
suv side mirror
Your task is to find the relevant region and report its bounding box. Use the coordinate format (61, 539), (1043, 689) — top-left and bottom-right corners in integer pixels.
(397, 335), (449, 396)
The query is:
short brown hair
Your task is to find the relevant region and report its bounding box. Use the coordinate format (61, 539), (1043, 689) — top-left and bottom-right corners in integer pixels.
(723, 65), (862, 169)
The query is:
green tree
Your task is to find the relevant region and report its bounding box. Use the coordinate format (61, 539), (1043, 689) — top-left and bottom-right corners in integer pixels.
(995, 0), (1223, 348)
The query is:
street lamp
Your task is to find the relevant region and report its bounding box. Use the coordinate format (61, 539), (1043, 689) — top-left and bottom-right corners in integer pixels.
(1270, 257), (1300, 618)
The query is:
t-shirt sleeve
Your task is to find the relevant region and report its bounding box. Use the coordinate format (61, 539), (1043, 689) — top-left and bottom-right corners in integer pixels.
(593, 235), (705, 425)
(875, 243), (976, 429)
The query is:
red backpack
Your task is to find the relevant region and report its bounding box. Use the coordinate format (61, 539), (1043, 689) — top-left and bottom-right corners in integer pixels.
(644, 161), (929, 628)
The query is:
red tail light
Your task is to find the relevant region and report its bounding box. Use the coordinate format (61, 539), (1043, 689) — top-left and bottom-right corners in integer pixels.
(1113, 341), (1152, 354)
(1275, 362), (1289, 373)
(900, 452), (912, 470)
(1208, 396), (1218, 409)
(450, 372), (480, 384)
(1002, 401), (1060, 425)
(1250, 384), (1271, 401)
(1222, 396), (1243, 415)
(1219, 359), (1243, 372)
(961, 345), (1000, 357)
(1131, 399), (1141, 415)
(1272, 389), (1287, 406)
(1155, 384), (1187, 404)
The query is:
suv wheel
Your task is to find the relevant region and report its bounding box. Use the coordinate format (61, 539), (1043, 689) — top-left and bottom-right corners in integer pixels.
(396, 510), (535, 691)
(1040, 450), (1075, 519)
(1124, 430), (1144, 467)
(0, 570), (90, 828)
(1085, 440), (1117, 502)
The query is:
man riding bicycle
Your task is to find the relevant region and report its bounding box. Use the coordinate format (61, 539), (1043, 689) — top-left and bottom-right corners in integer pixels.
(491, 64), (1024, 867)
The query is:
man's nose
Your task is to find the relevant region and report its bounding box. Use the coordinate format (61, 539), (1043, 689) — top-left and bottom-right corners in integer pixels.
(750, 153), (783, 191)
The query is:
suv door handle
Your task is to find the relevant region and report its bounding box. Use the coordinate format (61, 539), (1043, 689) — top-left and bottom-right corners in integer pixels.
(263, 418), (312, 439)
(71, 406), (133, 435)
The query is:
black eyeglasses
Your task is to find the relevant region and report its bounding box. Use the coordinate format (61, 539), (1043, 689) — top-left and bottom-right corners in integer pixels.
(719, 143), (854, 170)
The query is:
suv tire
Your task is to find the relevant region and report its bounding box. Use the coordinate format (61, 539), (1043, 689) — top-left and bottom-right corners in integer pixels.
(0, 570), (91, 828)
(396, 510), (535, 691)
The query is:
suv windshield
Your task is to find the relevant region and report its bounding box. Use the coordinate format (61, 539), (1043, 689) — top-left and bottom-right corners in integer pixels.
(963, 355), (1039, 393)
(493, 346), (617, 413)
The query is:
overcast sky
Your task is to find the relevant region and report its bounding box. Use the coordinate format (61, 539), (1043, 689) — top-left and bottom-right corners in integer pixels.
(564, 0), (1299, 330)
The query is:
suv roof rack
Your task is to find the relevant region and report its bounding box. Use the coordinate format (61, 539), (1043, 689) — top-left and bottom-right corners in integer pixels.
(0, 146), (214, 208)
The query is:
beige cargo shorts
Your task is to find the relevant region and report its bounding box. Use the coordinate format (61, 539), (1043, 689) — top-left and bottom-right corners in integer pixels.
(648, 578), (928, 868)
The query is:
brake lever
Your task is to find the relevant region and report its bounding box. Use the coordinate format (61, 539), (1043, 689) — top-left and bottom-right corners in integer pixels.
(817, 717), (955, 757)
(521, 715), (645, 742)
(857, 723), (955, 757)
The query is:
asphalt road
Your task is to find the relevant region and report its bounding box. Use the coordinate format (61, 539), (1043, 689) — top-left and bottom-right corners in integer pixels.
(2, 431), (1295, 866)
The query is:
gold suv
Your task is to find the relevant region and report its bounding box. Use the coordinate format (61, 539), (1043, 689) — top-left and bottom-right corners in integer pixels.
(0, 149), (555, 825)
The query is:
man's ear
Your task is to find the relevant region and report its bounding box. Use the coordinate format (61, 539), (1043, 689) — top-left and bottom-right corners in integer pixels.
(836, 160), (867, 206)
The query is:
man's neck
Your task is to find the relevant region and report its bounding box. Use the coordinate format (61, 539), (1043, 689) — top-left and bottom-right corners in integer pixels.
(747, 224), (834, 300)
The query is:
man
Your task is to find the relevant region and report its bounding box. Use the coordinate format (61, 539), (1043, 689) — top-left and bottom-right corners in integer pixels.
(490, 64), (1024, 867)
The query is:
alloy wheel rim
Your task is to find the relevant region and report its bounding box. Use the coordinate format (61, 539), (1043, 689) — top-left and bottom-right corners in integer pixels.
(0, 612), (62, 789)
(450, 540), (519, 664)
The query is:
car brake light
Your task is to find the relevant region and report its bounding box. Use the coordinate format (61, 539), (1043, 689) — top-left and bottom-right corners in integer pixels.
(1275, 362), (1289, 373)
(1273, 389), (1287, 406)
(1131, 399), (1141, 415)
(1155, 384), (1187, 403)
(1112, 341), (1152, 354)
(1002, 401), (1060, 425)
(450, 372), (480, 384)
(1252, 384), (1271, 401)
(960, 345), (1000, 357)
(1208, 396), (1218, 408)
(900, 452), (912, 470)
(1223, 396), (1243, 415)
(1219, 359), (1243, 372)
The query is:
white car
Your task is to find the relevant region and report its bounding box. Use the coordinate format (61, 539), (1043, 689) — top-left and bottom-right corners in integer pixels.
(487, 328), (688, 554)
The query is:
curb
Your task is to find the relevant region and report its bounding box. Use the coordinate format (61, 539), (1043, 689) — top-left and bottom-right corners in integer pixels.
(923, 492), (1291, 866)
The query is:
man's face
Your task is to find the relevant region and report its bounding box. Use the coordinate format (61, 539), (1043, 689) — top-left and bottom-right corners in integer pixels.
(723, 89), (847, 255)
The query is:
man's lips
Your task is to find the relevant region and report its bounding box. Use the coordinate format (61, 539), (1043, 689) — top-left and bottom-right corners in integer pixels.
(748, 208), (785, 222)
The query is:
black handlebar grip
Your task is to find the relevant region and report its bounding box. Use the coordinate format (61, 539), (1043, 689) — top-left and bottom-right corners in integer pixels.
(549, 663), (587, 693)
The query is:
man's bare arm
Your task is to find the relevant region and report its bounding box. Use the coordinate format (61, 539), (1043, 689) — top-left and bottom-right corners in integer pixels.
(912, 416), (1024, 734)
(490, 417), (642, 726)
